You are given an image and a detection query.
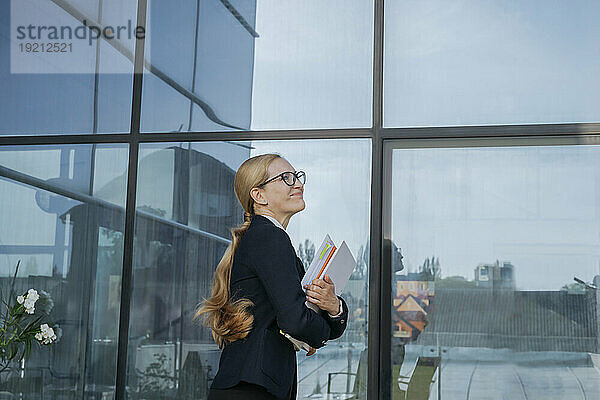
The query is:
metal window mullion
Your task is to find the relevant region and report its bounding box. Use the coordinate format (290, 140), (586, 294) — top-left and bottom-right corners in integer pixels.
(368, 0), (385, 399)
(0, 128), (373, 146)
(379, 123), (600, 140)
(2, 123), (600, 147)
(114, 0), (147, 399)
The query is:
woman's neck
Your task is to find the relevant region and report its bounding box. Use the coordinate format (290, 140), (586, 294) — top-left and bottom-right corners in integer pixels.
(256, 211), (290, 229)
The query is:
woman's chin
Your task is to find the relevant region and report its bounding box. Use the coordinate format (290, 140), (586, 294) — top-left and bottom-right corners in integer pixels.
(294, 199), (306, 212)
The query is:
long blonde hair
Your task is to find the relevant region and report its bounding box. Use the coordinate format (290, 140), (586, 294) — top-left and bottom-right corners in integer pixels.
(194, 153), (282, 348)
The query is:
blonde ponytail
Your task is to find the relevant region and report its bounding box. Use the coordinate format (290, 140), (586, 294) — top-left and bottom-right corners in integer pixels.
(194, 154), (282, 348)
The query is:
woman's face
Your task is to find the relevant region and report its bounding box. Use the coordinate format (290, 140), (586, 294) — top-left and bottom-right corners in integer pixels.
(253, 158), (305, 217)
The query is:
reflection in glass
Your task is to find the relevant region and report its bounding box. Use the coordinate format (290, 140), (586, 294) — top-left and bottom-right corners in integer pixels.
(126, 139), (370, 399)
(140, 0), (373, 133)
(384, 0), (600, 127)
(126, 142), (249, 399)
(141, 0), (256, 133)
(0, 0), (136, 135)
(0, 144), (128, 398)
(251, 0), (373, 130)
(389, 144), (600, 399)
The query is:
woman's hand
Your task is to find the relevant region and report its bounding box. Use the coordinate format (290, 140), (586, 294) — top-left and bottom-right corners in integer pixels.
(306, 347), (316, 356)
(303, 274), (340, 315)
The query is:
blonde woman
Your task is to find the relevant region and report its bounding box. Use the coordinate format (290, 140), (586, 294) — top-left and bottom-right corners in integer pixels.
(196, 154), (348, 400)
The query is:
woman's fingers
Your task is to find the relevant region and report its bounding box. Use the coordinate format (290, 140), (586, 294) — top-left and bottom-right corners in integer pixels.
(304, 277), (339, 314)
(323, 274), (337, 290)
(305, 290), (322, 300)
(303, 275), (339, 315)
(311, 277), (333, 289)
(306, 294), (320, 304)
(304, 284), (326, 295)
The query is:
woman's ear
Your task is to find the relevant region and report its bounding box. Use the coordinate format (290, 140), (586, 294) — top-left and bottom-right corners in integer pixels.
(250, 187), (268, 206)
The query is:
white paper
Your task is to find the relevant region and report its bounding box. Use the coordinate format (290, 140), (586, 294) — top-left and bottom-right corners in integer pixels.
(320, 241), (356, 296)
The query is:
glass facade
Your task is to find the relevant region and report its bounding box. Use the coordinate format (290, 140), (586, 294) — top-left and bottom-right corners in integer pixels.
(1, 1), (599, 399)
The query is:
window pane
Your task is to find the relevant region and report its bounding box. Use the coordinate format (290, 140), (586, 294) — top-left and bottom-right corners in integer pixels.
(251, 0), (373, 130)
(251, 140), (371, 398)
(388, 142), (600, 399)
(126, 141), (251, 400)
(126, 139), (370, 400)
(192, 0), (256, 131)
(0, 144), (128, 208)
(0, 0), (135, 135)
(0, 144), (128, 398)
(141, 71), (192, 134)
(140, 0), (373, 133)
(141, 0), (251, 133)
(96, 41), (134, 134)
(384, 0), (600, 127)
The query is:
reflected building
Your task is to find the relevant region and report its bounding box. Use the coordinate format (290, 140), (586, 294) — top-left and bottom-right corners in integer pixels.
(474, 260), (515, 290)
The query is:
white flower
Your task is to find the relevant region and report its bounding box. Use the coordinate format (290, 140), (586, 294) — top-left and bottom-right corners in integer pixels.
(23, 298), (35, 314)
(35, 324), (62, 344)
(27, 289), (39, 302)
(16, 295), (24, 304)
(37, 324), (58, 345)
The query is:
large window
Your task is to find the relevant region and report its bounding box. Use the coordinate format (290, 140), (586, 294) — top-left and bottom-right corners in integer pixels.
(125, 139), (371, 399)
(386, 139), (600, 399)
(0, 144), (128, 398)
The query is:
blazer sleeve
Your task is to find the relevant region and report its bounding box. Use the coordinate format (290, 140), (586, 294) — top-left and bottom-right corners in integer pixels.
(320, 296), (349, 340)
(247, 226), (332, 349)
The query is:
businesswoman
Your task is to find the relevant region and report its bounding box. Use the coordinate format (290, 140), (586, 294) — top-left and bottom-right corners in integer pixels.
(196, 153), (348, 400)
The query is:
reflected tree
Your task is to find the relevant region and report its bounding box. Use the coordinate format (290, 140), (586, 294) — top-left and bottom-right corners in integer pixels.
(297, 239), (315, 270)
(351, 240), (370, 280)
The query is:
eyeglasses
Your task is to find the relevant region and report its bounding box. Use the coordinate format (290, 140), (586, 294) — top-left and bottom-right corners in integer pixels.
(257, 171), (306, 187)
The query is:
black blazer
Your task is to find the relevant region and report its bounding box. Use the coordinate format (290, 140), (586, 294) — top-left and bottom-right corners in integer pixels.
(211, 214), (349, 399)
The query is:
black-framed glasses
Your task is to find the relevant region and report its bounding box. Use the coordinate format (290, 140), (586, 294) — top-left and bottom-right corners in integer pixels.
(257, 171), (306, 187)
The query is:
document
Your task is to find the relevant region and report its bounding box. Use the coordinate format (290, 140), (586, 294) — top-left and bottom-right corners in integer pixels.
(302, 235), (357, 312)
(282, 234), (357, 352)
